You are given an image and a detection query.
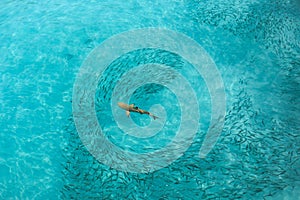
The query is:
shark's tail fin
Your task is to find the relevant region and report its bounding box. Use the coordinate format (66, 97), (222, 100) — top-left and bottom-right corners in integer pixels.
(151, 115), (159, 120)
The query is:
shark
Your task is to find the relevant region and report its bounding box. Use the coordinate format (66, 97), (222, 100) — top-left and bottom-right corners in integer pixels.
(117, 102), (159, 120)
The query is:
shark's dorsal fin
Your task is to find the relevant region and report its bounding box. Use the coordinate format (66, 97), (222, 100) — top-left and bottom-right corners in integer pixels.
(129, 104), (134, 106)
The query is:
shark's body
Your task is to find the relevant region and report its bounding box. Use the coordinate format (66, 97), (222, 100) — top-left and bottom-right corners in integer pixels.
(117, 102), (158, 120)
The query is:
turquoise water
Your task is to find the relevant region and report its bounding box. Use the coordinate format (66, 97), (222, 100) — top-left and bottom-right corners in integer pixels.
(1, 0), (300, 199)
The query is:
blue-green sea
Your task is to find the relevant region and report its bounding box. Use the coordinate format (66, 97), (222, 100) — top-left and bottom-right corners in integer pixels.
(0, 0), (299, 199)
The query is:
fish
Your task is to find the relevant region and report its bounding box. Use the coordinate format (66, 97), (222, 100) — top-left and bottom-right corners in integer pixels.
(117, 102), (158, 120)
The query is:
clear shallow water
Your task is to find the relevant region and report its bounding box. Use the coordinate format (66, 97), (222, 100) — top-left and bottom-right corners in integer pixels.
(0, 0), (299, 199)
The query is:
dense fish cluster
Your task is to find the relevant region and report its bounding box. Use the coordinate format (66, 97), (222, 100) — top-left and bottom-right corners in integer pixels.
(62, 80), (299, 199)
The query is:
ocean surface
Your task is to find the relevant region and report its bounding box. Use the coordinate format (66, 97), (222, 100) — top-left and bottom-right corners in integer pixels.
(0, 0), (299, 199)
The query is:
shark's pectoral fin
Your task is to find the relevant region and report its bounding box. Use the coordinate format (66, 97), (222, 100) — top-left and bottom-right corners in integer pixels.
(126, 111), (130, 117)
